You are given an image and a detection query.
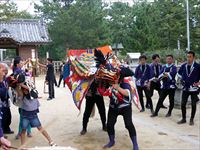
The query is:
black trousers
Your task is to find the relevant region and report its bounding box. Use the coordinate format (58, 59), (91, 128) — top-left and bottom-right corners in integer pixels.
(154, 89), (175, 115)
(149, 81), (161, 97)
(107, 106), (136, 137)
(181, 91), (199, 120)
(137, 86), (153, 110)
(48, 80), (55, 98)
(54, 77), (58, 86)
(58, 74), (65, 87)
(2, 107), (12, 132)
(83, 95), (106, 130)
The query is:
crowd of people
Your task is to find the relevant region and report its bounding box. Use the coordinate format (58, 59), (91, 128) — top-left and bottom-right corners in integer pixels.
(133, 51), (200, 126)
(0, 51), (199, 150)
(0, 57), (57, 149)
(79, 51), (200, 150)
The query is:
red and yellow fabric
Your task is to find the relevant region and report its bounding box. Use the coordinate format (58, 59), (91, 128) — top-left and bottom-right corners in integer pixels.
(65, 46), (112, 110)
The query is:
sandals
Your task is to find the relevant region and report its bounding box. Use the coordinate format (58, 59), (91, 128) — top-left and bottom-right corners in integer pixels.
(49, 141), (57, 147)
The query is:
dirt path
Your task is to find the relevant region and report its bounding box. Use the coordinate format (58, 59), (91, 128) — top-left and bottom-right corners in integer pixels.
(7, 76), (200, 150)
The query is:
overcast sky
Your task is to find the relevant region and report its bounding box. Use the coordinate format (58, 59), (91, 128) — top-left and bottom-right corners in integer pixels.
(11, 0), (137, 14)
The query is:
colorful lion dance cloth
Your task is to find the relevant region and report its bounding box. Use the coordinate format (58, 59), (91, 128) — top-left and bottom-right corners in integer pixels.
(64, 46), (140, 110)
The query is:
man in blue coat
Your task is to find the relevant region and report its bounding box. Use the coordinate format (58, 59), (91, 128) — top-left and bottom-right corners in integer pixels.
(177, 51), (200, 125)
(151, 55), (177, 117)
(0, 63), (14, 134)
(0, 65), (11, 150)
(149, 54), (167, 109)
(135, 55), (153, 113)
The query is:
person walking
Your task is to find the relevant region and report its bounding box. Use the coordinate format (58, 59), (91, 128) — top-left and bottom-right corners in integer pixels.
(80, 80), (107, 135)
(177, 51), (200, 125)
(57, 61), (65, 88)
(151, 55), (177, 117)
(135, 55), (153, 113)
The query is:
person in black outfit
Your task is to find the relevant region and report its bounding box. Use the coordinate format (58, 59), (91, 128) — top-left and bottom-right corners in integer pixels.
(149, 54), (167, 109)
(104, 67), (139, 150)
(58, 61), (65, 88)
(0, 65), (11, 150)
(135, 55), (154, 114)
(151, 55), (177, 117)
(45, 58), (55, 100)
(80, 80), (107, 135)
(177, 51), (200, 125)
(0, 63), (14, 134)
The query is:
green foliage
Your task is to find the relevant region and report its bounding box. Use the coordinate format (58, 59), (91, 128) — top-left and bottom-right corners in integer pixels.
(36, 0), (111, 59)
(1, 0), (200, 61)
(0, 1), (33, 21)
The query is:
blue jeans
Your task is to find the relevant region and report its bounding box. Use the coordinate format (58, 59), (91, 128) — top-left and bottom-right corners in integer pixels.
(18, 108), (31, 134)
(22, 115), (41, 129)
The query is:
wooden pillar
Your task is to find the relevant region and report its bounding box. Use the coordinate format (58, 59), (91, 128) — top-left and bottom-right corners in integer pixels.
(16, 47), (19, 56)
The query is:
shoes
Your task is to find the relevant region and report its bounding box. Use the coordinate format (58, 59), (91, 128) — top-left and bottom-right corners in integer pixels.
(4, 130), (14, 134)
(140, 109), (145, 112)
(165, 113), (171, 117)
(15, 133), (21, 140)
(27, 133), (32, 137)
(189, 119), (194, 126)
(177, 119), (186, 124)
(150, 109), (154, 115)
(80, 129), (87, 135)
(49, 141), (57, 146)
(145, 105), (150, 109)
(150, 113), (158, 117)
(47, 98), (52, 100)
(103, 135), (115, 148)
(103, 125), (107, 132)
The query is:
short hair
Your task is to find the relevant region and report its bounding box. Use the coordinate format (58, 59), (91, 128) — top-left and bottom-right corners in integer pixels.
(139, 55), (147, 60)
(152, 54), (160, 60)
(187, 51), (195, 57)
(0, 63), (9, 70)
(0, 63), (4, 70)
(47, 58), (53, 63)
(166, 54), (173, 59)
(13, 56), (21, 67)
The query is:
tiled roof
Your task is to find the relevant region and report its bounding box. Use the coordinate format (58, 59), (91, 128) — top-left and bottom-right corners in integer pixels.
(0, 19), (51, 44)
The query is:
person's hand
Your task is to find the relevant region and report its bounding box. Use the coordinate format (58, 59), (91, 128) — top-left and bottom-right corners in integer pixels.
(194, 82), (200, 87)
(112, 84), (119, 90)
(164, 73), (168, 78)
(0, 137), (11, 150)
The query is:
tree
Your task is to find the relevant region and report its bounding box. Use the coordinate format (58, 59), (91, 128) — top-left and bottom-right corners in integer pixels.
(35, 0), (200, 60)
(36, 0), (111, 60)
(189, 0), (200, 53)
(0, 1), (32, 21)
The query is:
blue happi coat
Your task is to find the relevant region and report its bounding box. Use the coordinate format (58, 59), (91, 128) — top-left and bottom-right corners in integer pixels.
(158, 64), (177, 89)
(135, 64), (151, 87)
(177, 61), (200, 92)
